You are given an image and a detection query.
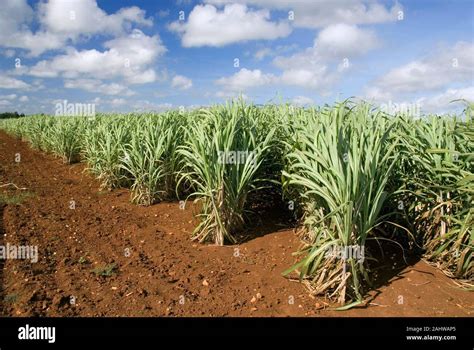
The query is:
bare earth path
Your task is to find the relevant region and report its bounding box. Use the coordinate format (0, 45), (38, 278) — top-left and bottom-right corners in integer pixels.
(0, 130), (472, 317)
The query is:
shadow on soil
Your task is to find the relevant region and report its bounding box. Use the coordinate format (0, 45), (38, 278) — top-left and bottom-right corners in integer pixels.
(237, 191), (296, 244)
(361, 238), (423, 306)
(239, 189), (424, 306)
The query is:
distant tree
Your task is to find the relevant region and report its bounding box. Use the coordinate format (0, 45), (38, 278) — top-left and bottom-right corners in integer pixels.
(0, 111), (26, 119)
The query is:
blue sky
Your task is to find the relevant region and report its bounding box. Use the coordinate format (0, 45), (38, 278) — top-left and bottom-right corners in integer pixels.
(0, 0), (473, 115)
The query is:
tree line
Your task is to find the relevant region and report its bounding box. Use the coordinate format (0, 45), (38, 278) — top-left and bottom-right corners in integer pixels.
(0, 112), (26, 119)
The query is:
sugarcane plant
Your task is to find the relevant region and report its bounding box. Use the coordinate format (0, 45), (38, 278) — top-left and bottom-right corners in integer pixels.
(177, 101), (275, 245)
(120, 112), (184, 205)
(394, 114), (473, 284)
(0, 99), (471, 297)
(81, 115), (132, 189)
(282, 102), (400, 305)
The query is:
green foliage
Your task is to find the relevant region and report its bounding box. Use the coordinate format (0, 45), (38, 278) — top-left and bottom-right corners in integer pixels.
(177, 101), (276, 245)
(282, 102), (399, 304)
(0, 100), (472, 304)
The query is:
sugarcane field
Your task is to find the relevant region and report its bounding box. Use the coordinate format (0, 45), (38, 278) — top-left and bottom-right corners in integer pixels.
(0, 0), (472, 344)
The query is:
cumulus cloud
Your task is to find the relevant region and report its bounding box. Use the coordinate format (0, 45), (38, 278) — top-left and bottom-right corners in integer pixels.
(64, 79), (135, 96)
(216, 91), (249, 99)
(419, 87), (474, 113)
(274, 24), (378, 66)
(216, 68), (275, 91)
(280, 68), (335, 89)
(1, 1), (164, 104)
(0, 94), (20, 108)
(0, 74), (30, 89)
(110, 98), (127, 106)
(0, 0), (154, 57)
(215, 20), (382, 95)
(205, 0), (401, 28)
(315, 23), (379, 59)
(365, 41), (474, 101)
(171, 75), (193, 90)
(291, 95), (314, 106)
(215, 23), (373, 92)
(360, 42), (474, 115)
(362, 87), (474, 116)
(169, 4), (292, 47)
(265, 24), (377, 89)
(38, 0), (152, 37)
(29, 29), (166, 84)
(0, 0), (63, 56)
(215, 66), (332, 96)
(0, 94), (17, 100)
(253, 44), (298, 61)
(254, 48), (272, 61)
(19, 95), (29, 102)
(131, 100), (174, 112)
(216, 23), (380, 94)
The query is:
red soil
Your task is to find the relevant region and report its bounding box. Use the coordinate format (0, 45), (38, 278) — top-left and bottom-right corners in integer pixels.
(0, 130), (472, 317)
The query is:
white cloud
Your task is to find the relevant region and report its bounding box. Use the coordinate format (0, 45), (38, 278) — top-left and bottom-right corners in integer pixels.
(254, 48), (272, 61)
(216, 23), (379, 94)
(3, 49), (16, 58)
(267, 24), (378, 90)
(0, 74), (30, 89)
(171, 75), (193, 90)
(110, 98), (127, 106)
(64, 79), (135, 96)
(279, 68), (334, 89)
(30, 79), (46, 91)
(292, 95), (314, 106)
(215, 67), (333, 97)
(419, 87), (474, 113)
(216, 91), (249, 100)
(28, 61), (59, 78)
(29, 29), (166, 85)
(0, 0), (154, 57)
(19, 95), (29, 102)
(362, 87), (474, 116)
(253, 44), (297, 61)
(0, 94), (17, 100)
(274, 24), (378, 69)
(216, 68), (275, 91)
(125, 69), (158, 85)
(363, 86), (393, 102)
(169, 4), (292, 47)
(205, 0), (401, 28)
(216, 60), (342, 94)
(365, 41), (474, 101)
(39, 0), (152, 37)
(0, 0), (64, 56)
(315, 23), (379, 59)
(131, 100), (174, 112)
